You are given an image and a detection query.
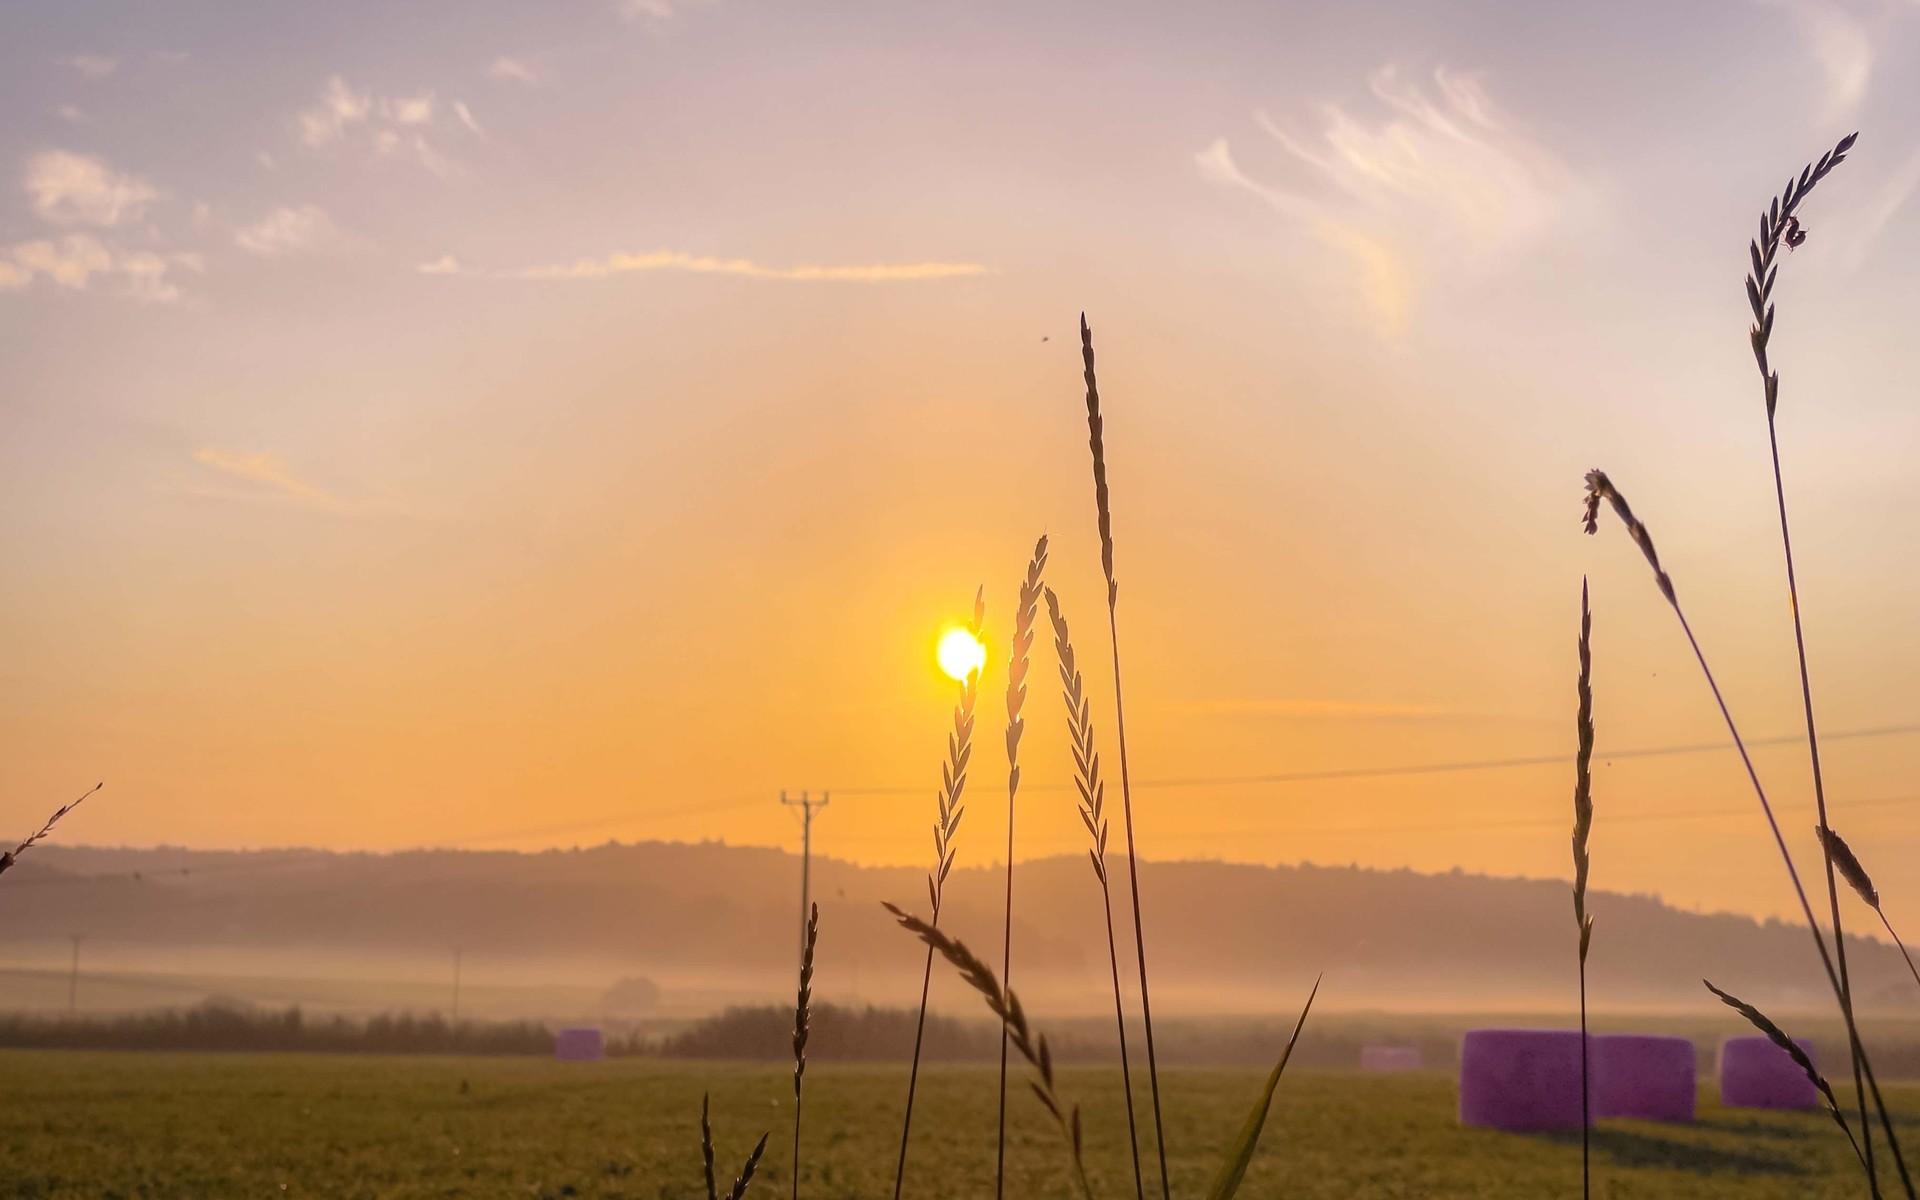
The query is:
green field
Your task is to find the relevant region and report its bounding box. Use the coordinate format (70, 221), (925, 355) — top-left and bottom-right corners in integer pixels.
(0, 1051), (1911, 1198)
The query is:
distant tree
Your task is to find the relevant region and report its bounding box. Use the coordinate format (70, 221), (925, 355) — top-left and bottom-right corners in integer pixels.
(601, 976), (661, 1013)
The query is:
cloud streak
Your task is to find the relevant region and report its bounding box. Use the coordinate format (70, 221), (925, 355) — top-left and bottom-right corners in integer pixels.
(1199, 66), (1580, 332)
(445, 249), (990, 283)
(234, 204), (341, 257)
(191, 449), (339, 509)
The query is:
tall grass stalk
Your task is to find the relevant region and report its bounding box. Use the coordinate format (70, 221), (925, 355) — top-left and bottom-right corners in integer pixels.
(996, 536), (1048, 1198)
(1046, 583), (1145, 1200)
(1706, 980), (1866, 1171)
(1584, 470), (1911, 1196)
(884, 902), (1094, 1200)
(1570, 579), (1595, 1200)
(1820, 826), (1920, 995)
(790, 901), (817, 1200)
(1742, 131), (1875, 1186)
(701, 1092), (770, 1200)
(891, 589), (984, 1200)
(0, 782), (103, 878)
(1079, 313), (1170, 1200)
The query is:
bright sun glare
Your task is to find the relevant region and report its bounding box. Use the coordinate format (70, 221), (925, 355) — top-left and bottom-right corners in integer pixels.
(936, 628), (987, 682)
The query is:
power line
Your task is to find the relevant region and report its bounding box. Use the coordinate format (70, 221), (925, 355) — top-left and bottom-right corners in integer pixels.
(826, 721), (1920, 796)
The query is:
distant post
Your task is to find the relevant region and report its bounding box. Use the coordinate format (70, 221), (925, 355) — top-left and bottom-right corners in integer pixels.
(781, 791), (830, 972)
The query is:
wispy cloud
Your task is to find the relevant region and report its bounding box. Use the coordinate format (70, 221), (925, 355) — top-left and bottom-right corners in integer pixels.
(58, 54), (118, 79)
(25, 150), (157, 227)
(296, 77), (466, 173)
(298, 76), (372, 147)
(234, 205), (342, 257)
(1768, 0), (1871, 118)
(0, 234), (200, 303)
(191, 448), (339, 509)
(1199, 66), (1581, 332)
(416, 254), (461, 275)
(472, 249), (990, 283)
(452, 101), (483, 136)
(487, 56), (537, 84)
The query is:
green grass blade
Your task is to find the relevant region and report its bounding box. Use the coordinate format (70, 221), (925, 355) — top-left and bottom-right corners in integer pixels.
(1204, 973), (1321, 1200)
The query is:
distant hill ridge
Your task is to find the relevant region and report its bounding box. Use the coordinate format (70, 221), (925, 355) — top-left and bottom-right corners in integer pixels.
(4, 841), (1907, 1014)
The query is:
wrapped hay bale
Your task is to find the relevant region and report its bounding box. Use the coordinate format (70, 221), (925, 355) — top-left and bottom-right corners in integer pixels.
(1459, 1029), (1588, 1131)
(1360, 1045), (1424, 1073)
(553, 1027), (606, 1061)
(1719, 1035), (1818, 1109)
(1592, 1034), (1696, 1122)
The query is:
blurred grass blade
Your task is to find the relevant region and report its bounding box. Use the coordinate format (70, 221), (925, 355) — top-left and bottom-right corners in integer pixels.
(1204, 973), (1321, 1200)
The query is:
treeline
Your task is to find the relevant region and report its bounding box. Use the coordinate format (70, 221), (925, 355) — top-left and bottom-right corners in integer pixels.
(0, 1002), (574, 1055)
(658, 1002), (998, 1061)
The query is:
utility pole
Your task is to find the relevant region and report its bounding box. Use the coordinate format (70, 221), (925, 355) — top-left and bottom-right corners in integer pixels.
(780, 791), (829, 970)
(451, 946), (463, 1024)
(67, 934), (82, 1017)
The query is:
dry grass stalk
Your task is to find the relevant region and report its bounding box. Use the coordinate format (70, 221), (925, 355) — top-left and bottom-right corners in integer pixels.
(1743, 131), (1875, 1190)
(1745, 133), (1857, 412)
(700, 1093), (770, 1200)
(1705, 980), (1864, 1171)
(1571, 578), (1595, 1200)
(703, 1093), (719, 1200)
(884, 902), (1094, 1200)
(996, 535), (1048, 1199)
(0, 783), (103, 879)
(1046, 583), (1144, 1200)
(1080, 312), (1169, 1200)
(790, 901), (818, 1200)
(727, 1134), (770, 1200)
(1820, 826), (1920, 994)
(1586, 470), (1910, 1195)
(892, 588), (985, 1200)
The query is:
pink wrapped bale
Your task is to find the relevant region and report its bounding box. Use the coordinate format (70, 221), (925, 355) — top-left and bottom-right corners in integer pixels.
(1719, 1035), (1818, 1109)
(553, 1027), (606, 1061)
(1360, 1045), (1424, 1073)
(1459, 1029), (1589, 1131)
(1592, 1034), (1696, 1122)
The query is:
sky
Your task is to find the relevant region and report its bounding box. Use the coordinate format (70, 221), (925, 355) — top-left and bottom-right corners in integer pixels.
(5, 0), (1920, 924)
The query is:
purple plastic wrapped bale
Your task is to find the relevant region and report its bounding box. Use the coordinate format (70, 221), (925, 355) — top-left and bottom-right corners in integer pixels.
(1592, 1034), (1696, 1122)
(1459, 1029), (1589, 1131)
(1360, 1045), (1424, 1073)
(554, 1027), (606, 1061)
(1719, 1035), (1818, 1109)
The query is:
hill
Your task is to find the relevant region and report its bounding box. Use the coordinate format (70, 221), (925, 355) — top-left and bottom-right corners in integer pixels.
(0, 841), (1906, 1019)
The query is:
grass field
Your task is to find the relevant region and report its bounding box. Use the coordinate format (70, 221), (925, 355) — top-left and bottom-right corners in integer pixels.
(0, 1051), (1912, 1197)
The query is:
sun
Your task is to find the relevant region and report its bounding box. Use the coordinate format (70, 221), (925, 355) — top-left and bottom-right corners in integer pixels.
(936, 627), (987, 682)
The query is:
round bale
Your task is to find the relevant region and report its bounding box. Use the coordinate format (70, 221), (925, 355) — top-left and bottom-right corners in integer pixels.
(1592, 1034), (1696, 1122)
(1459, 1029), (1588, 1131)
(1719, 1035), (1818, 1109)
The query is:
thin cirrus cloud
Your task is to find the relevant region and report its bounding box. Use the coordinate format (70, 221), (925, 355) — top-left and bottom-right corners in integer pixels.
(57, 54), (119, 79)
(190, 448), (340, 510)
(486, 57), (537, 84)
(436, 249), (992, 283)
(234, 205), (341, 257)
(1198, 66), (1580, 332)
(25, 149), (157, 227)
(1769, 0), (1872, 118)
(295, 76), (480, 174)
